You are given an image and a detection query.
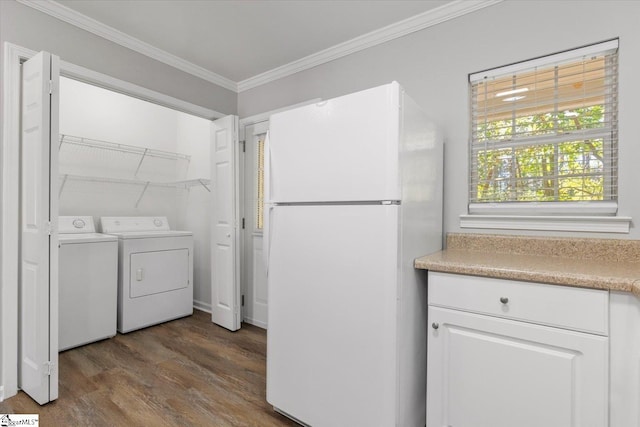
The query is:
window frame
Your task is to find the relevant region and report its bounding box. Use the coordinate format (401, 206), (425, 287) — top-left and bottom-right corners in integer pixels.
(462, 39), (631, 233)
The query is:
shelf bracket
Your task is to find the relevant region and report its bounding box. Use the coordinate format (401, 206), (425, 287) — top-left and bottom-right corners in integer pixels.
(198, 179), (211, 192)
(135, 181), (151, 208)
(58, 174), (68, 197)
(134, 148), (149, 178)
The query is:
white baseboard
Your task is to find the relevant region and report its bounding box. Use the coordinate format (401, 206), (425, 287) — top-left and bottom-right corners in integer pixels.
(243, 317), (267, 330)
(193, 300), (212, 314)
(194, 301), (268, 330)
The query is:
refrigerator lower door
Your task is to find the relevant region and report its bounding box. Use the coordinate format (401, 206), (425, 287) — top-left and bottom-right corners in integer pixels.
(267, 204), (399, 426)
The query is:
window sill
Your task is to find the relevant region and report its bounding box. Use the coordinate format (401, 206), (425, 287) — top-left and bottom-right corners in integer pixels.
(459, 214), (632, 233)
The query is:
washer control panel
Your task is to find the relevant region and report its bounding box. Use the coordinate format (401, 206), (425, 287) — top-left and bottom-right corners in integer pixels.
(59, 216), (96, 234)
(100, 216), (171, 233)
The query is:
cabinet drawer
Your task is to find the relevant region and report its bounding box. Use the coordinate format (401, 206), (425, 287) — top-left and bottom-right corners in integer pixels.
(428, 272), (609, 335)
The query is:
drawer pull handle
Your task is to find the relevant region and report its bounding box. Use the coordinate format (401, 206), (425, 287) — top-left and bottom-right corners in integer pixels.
(432, 322), (439, 330)
(500, 297), (509, 304)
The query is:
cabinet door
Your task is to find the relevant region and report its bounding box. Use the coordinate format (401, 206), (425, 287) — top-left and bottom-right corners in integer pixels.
(427, 306), (608, 427)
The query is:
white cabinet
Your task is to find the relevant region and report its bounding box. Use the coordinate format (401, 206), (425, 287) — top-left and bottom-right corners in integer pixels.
(427, 272), (609, 427)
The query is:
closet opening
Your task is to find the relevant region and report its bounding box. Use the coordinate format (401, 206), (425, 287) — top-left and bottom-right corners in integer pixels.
(57, 76), (215, 349)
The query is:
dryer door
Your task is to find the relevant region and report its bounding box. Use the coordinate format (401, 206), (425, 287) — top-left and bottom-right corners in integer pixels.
(130, 249), (190, 298)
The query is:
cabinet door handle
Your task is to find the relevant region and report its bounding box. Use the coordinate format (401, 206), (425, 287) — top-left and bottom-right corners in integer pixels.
(500, 297), (509, 304)
(432, 322), (439, 330)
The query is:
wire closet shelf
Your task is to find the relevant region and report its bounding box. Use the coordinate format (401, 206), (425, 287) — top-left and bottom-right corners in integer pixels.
(58, 134), (210, 206)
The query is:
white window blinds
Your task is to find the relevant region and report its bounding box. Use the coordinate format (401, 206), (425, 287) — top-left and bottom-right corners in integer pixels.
(469, 40), (618, 212)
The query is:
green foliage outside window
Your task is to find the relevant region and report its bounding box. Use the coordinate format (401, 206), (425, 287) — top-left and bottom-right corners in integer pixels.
(474, 106), (609, 203)
(470, 47), (617, 207)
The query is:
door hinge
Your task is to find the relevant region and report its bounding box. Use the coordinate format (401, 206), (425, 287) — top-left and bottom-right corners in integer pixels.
(49, 80), (54, 94)
(241, 140), (246, 153)
(241, 295), (245, 306)
(46, 221), (53, 235)
(242, 218), (245, 229)
(44, 361), (55, 376)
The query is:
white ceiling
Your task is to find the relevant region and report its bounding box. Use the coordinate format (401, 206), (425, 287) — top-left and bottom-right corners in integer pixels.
(54, 0), (451, 83)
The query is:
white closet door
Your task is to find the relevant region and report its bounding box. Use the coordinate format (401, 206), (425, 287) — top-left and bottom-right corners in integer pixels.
(20, 51), (59, 405)
(211, 115), (241, 331)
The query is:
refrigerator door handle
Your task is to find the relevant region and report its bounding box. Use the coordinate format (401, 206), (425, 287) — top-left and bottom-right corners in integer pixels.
(264, 131), (271, 206)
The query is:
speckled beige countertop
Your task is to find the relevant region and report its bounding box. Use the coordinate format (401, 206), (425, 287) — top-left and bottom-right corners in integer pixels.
(415, 233), (640, 297)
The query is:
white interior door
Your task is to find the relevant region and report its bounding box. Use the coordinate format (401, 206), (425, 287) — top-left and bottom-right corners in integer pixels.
(241, 121), (269, 329)
(210, 115), (241, 331)
(20, 51), (59, 405)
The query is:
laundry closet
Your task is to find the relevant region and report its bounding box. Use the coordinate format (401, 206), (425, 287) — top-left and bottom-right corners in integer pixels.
(56, 77), (212, 349)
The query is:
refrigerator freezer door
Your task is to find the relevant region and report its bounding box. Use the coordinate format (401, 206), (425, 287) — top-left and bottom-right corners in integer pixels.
(268, 82), (401, 203)
(266, 204), (399, 426)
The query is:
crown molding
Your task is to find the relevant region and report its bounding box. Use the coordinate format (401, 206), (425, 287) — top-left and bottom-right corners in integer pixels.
(237, 0), (503, 92)
(17, 0), (502, 94)
(16, 0), (239, 92)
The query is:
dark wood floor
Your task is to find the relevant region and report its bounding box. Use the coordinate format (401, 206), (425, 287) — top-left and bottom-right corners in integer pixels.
(0, 310), (298, 426)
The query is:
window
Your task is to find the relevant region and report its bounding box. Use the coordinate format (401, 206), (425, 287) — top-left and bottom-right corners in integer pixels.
(256, 134), (265, 229)
(469, 40), (618, 216)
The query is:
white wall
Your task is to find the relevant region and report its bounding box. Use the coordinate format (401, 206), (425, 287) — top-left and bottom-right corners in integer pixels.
(238, 0), (640, 240)
(59, 77), (213, 308)
(60, 77), (180, 152)
(59, 77), (182, 224)
(176, 114), (212, 309)
(0, 1), (237, 116)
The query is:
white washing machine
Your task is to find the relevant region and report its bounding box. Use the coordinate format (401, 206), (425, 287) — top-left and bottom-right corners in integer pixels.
(58, 216), (118, 351)
(100, 216), (194, 333)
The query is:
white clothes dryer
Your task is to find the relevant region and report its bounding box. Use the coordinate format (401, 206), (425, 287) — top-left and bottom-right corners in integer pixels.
(100, 216), (193, 333)
(58, 216), (118, 351)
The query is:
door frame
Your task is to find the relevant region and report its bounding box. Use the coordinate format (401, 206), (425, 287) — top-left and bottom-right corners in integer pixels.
(238, 99), (321, 329)
(1, 42), (225, 401)
(239, 122), (268, 328)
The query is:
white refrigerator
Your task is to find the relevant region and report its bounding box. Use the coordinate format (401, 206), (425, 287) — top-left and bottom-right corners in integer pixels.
(265, 82), (443, 427)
